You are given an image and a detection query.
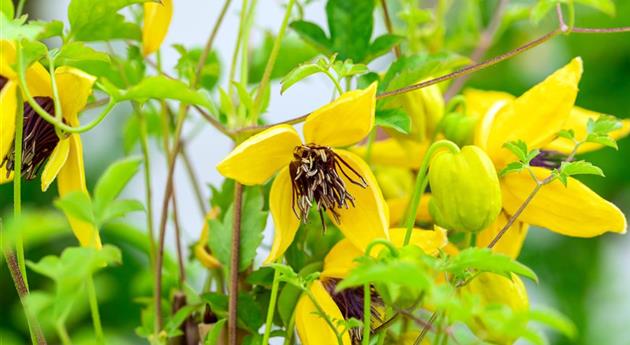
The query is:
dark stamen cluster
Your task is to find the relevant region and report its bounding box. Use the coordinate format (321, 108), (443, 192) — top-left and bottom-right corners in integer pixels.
(323, 279), (382, 344)
(289, 144), (367, 228)
(0, 75), (8, 91)
(530, 150), (570, 169)
(1, 97), (60, 180)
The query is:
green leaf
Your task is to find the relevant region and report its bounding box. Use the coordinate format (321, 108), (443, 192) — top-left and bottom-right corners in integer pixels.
(375, 108), (411, 134)
(381, 53), (470, 92)
(503, 140), (529, 162)
(530, 0), (556, 25)
(587, 115), (622, 135)
(31, 20), (64, 39)
(232, 81), (254, 111)
(445, 248), (538, 282)
(99, 199), (145, 225)
(173, 44), (221, 91)
(93, 156), (143, 215)
(326, 0), (375, 62)
(499, 162), (527, 177)
(68, 0), (149, 41)
(0, 13), (44, 40)
(559, 160), (604, 178)
(331, 59), (369, 79)
(529, 307), (577, 339)
(54, 42), (111, 68)
(164, 305), (198, 337)
(54, 191), (96, 226)
(366, 34), (403, 62)
(248, 33), (319, 84)
(289, 20), (331, 54)
(0, 0), (13, 18)
(119, 76), (212, 109)
(204, 319), (227, 345)
(20, 39), (48, 68)
(585, 133), (618, 149)
(280, 63), (323, 94)
(357, 72), (380, 89)
(574, 0), (615, 16)
(557, 129), (575, 140)
(201, 293), (264, 333)
(208, 187), (268, 271)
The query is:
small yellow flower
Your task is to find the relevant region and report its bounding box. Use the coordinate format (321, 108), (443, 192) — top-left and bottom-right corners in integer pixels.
(0, 41), (101, 248)
(467, 57), (627, 255)
(194, 208), (221, 269)
(142, 0), (173, 56)
(217, 83), (390, 264)
(296, 227), (447, 345)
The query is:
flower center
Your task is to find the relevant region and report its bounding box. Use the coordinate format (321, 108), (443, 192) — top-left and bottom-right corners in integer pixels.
(530, 150), (570, 169)
(1, 97), (60, 180)
(322, 279), (382, 344)
(289, 144), (367, 228)
(0, 75), (8, 91)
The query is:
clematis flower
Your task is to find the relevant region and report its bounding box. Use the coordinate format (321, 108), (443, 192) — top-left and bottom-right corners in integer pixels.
(0, 41), (101, 248)
(296, 227), (447, 345)
(142, 0), (173, 56)
(217, 83), (389, 264)
(466, 57), (627, 255)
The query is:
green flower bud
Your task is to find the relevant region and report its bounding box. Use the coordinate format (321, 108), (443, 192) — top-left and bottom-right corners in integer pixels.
(440, 112), (478, 146)
(428, 146), (501, 232)
(374, 166), (414, 199)
(388, 80), (444, 142)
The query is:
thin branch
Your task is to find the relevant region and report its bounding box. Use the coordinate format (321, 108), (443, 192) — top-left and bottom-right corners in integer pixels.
(571, 26), (630, 33)
(195, 0), (233, 83)
(171, 192), (187, 287)
(380, 0), (401, 58)
(228, 183), (244, 345)
(445, 0), (509, 99)
(556, 4), (569, 32)
(180, 145), (208, 217)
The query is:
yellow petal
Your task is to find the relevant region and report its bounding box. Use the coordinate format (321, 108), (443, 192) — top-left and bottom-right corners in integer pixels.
(41, 138), (70, 192)
(321, 239), (363, 279)
(0, 80), (17, 159)
(330, 149), (389, 253)
(389, 227), (448, 256)
(195, 209), (222, 269)
(476, 211), (529, 259)
(463, 88), (514, 119)
(501, 167), (627, 237)
(217, 124), (300, 185)
(24, 62), (52, 98)
(0, 40), (17, 79)
(485, 58), (583, 168)
(296, 280), (352, 345)
(352, 138), (429, 169)
(57, 134), (102, 248)
(264, 166), (300, 264)
(303, 83), (377, 147)
(545, 106), (630, 154)
(55, 66), (96, 126)
(387, 194), (432, 227)
(143, 0), (173, 56)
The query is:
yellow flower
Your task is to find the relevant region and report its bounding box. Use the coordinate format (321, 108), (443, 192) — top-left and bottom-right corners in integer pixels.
(0, 41), (101, 248)
(296, 227), (447, 345)
(194, 208), (221, 269)
(352, 137), (428, 169)
(142, 0), (173, 56)
(468, 57), (627, 255)
(217, 84), (390, 264)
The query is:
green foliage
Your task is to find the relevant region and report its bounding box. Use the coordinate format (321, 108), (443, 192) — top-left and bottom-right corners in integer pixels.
(375, 108), (411, 134)
(500, 140), (540, 177)
(119, 76), (213, 108)
(585, 115), (622, 149)
(0, 0), (13, 18)
(280, 54), (367, 94)
(173, 44), (221, 91)
(202, 293), (264, 333)
(68, 0), (151, 41)
(249, 33), (319, 84)
(52, 42), (111, 69)
(0, 12), (44, 40)
(443, 247), (538, 283)
(531, 0), (615, 25)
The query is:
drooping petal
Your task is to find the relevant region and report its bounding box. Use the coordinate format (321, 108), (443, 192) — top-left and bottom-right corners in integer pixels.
(330, 149), (389, 253)
(303, 83), (377, 147)
(296, 280), (352, 345)
(501, 167), (627, 237)
(476, 211), (529, 259)
(217, 124), (301, 185)
(352, 138), (428, 169)
(195, 209), (221, 269)
(57, 134), (102, 248)
(484, 58), (583, 168)
(264, 166), (301, 264)
(0, 80), (17, 159)
(321, 239), (363, 279)
(55, 66), (96, 126)
(0, 40), (17, 79)
(463, 88), (514, 120)
(389, 227), (447, 256)
(545, 106), (630, 154)
(24, 62), (52, 98)
(41, 138), (70, 192)
(142, 0), (173, 56)
(387, 194), (432, 227)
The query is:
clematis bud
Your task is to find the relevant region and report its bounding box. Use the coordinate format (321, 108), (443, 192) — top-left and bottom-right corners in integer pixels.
(428, 145), (501, 232)
(439, 111), (478, 146)
(389, 80), (444, 142)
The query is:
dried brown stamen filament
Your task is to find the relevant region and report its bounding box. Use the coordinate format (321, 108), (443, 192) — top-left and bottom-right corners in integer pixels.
(289, 144), (367, 229)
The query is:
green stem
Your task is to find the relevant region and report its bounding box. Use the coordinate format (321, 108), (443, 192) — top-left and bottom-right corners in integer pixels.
(227, 0), (249, 100)
(138, 109), (156, 268)
(567, 0), (575, 30)
(364, 128), (377, 164)
(15, 0), (26, 17)
(362, 283), (370, 345)
(262, 268), (281, 344)
(13, 91), (27, 287)
(402, 140), (460, 245)
(47, 53), (64, 139)
(322, 69), (344, 96)
(365, 239), (399, 257)
(282, 310), (297, 345)
(86, 275), (104, 344)
(55, 321), (72, 345)
(251, 0), (296, 120)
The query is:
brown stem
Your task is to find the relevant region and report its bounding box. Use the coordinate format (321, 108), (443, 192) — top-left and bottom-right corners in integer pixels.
(444, 0), (508, 100)
(380, 0), (401, 58)
(195, 0), (233, 83)
(180, 146), (208, 217)
(4, 250), (47, 345)
(171, 192), (187, 287)
(413, 311), (438, 345)
(571, 26), (630, 33)
(228, 183), (244, 345)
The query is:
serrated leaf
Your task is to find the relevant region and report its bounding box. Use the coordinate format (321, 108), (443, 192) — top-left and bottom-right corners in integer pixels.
(337, 255), (431, 291)
(375, 108), (411, 134)
(326, 0), (375, 62)
(587, 115), (622, 135)
(557, 129), (575, 140)
(54, 191), (96, 226)
(0, 13), (44, 40)
(68, 0), (150, 41)
(281, 63), (323, 94)
(560, 160), (604, 178)
(585, 133), (618, 149)
(119, 76), (212, 108)
(499, 162), (526, 177)
(54, 42), (111, 68)
(445, 248), (538, 282)
(503, 140), (529, 162)
(366, 34), (403, 62)
(31, 20), (64, 39)
(93, 156), (143, 215)
(289, 20), (331, 54)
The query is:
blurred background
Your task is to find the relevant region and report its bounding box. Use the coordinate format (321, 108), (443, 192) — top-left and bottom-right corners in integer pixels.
(1, 0), (629, 344)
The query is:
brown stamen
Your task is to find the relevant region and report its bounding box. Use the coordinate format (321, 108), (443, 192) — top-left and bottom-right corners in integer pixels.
(1, 97), (60, 180)
(0, 75), (8, 91)
(289, 144), (367, 229)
